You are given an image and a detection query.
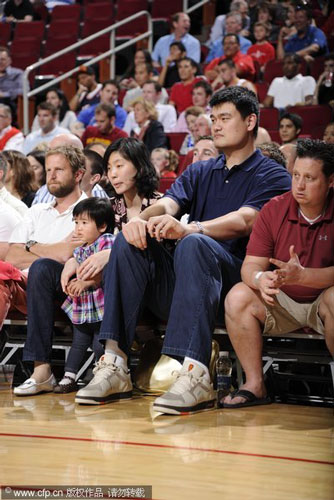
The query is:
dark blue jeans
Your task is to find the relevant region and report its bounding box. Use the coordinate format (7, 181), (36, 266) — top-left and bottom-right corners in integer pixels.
(99, 233), (242, 366)
(23, 258), (65, 363)
(66, 323), (104, 374)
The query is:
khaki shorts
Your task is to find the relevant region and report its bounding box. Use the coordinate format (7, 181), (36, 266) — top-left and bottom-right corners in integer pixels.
(263, 290), (325, 336)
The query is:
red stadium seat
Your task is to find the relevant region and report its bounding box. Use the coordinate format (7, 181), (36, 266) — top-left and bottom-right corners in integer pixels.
(13, 21), (45, 43)
(39, 52), (76, 76)
(0, 23), (12, 46)
(151, 0), (183, 20)
(116, 0), (148, 19)
(288, 105), (332, 139)
(256, 82), (269, 103)
(51, 4), (81, 22)
(166, 132), (187, 154)
(259, 108), (279, 130)
(159, 177), (176, 193)
(84, 2), (114, 21)
(47, 19), (80, 39)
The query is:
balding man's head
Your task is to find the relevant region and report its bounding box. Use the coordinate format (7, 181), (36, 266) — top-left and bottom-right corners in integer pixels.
(49, 133), (83, 150)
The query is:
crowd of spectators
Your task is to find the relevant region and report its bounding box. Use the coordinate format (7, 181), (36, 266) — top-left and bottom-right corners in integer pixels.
(0, 0), (333, 413)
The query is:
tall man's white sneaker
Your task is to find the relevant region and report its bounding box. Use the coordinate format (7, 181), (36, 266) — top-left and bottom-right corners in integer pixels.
(13, 374), (56, 396)
(153, 361), (215, 415)
(75, 354), (133, 405)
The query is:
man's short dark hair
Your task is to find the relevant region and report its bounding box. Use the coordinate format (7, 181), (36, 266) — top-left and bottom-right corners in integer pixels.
(223, 33), (240, 45)
(193, 80), (213, 96)
(95, 103), (115, 119)
(296, 139), (334, 178)
(195, 135), (214, 145)
(284, 53), (302, 65)
(102, 79), (120, 91)
(0, 46), (10, 57)
(83, 148), (104, 177)
(218, 58), (236, 69)
(258, 142), (286, 168)
(143, 80), (162, 93)
(210, 86), (259, 137)
(170, 41), (186, 52)
(295, 4), (312, 20)
(177, 57), (197, 69)
(279, 112), (303, 132)
(325, 52), (334, 62)
(37, 101), (57, 117)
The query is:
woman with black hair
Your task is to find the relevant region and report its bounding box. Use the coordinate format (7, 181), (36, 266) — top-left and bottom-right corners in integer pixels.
(27, 148), (46, 189)
(76, 137), (161, 280)
(31, 88), (77, 132)
(120, 49), (157, 90)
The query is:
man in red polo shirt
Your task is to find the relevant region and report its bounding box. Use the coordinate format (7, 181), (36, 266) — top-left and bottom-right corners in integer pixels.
(205, 34), (255, 83)
(223, 139), (334, 409)
(81, 103), (127, 147)
(169, 57), (203, 114)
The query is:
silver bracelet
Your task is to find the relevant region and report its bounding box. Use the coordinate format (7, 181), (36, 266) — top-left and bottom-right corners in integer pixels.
(191, 220), (205, 234)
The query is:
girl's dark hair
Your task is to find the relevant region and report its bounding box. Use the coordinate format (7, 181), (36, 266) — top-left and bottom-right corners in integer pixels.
(27, 149), (46, 185)
(103, 137), (159, 197)
(2, 150), (37, 197)
(45, 87), (70, 122)
(73, 197), (115, 234)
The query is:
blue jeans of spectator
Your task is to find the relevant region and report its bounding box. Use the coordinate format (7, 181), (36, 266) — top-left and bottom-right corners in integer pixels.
(99, 232), (242, 367)
(66, 323), (104, 374)
(23, 258), (65, 363)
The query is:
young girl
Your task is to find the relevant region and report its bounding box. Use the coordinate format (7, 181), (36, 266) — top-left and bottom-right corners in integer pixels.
(151, 148), (178, 179)
(54, 197), (115, 393)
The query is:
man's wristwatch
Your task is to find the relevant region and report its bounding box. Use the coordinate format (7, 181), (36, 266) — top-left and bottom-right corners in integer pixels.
(191, 221), (205, 234)
(254, 271), (263, 286)
(25, 240), (38, 252)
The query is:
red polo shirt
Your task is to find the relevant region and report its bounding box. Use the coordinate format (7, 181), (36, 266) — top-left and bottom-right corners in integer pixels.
(205, 51), (255, 82)
(246, 189), (334, 303)
(82, 126), (128, 147)
(169, 76), (204, 114)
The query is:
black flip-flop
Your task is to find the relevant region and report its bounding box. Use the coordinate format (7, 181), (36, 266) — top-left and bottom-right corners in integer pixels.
(222, 389), (272, 409)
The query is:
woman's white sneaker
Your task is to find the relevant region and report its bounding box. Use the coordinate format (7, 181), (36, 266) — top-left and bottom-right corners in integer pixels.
(13, 374), (57, 396)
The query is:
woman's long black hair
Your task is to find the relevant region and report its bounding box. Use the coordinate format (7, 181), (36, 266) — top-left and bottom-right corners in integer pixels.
(103, 137), (159, 198)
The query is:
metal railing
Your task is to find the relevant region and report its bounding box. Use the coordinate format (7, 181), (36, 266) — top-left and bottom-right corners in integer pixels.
(22, 0), (211, 134)
(22, 10), (153, 134)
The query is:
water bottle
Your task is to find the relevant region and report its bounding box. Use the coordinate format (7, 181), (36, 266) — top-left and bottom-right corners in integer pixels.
(324, 72), (333, 88)
(216, 351), (232, 408)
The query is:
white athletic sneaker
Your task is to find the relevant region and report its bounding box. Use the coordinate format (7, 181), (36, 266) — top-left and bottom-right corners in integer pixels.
(75, 354), (133, 405)
(153, 361), (216, 415)
(13, 374), (56, 396)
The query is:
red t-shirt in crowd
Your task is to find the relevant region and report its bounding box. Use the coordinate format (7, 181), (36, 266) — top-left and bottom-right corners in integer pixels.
(247, 42), (275, 67)
(205, 51), (255, 81)
(170, 77), (204, 114)
(81, 126), (128, 147)
(246, 190), (334, 303)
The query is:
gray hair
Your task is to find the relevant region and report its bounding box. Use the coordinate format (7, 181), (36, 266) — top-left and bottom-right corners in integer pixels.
(226, 11), (242, 25)
(0, 104), (12, 119)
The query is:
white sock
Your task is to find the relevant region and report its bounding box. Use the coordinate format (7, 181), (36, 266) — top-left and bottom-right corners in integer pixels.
(105, 340), (128, 368)
(60, 372), (76, 385)
(184, 357), (210, 378)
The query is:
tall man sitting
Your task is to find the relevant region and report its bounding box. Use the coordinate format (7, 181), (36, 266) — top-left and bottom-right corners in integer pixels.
(74, 87), (291, 412)
(223, 139), (334, 408)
